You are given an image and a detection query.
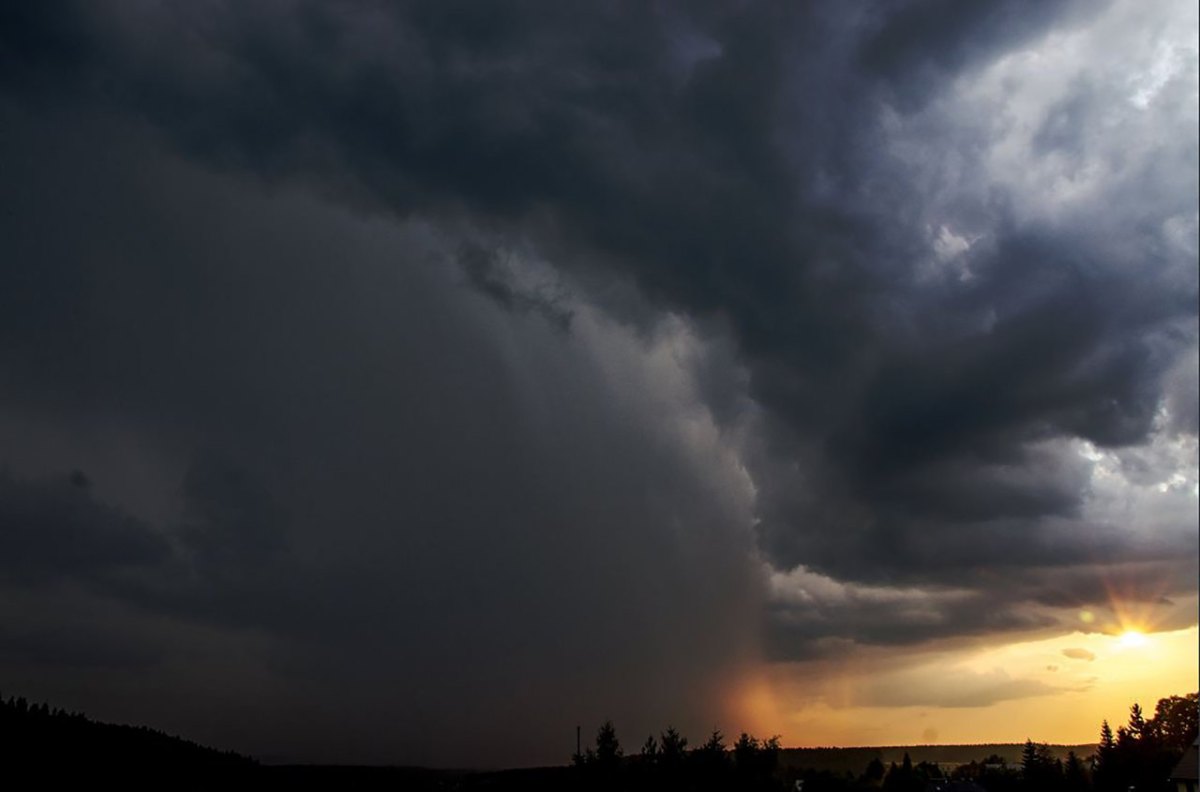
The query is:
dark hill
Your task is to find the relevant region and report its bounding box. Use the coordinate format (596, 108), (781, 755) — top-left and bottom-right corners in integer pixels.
(0, 693), (256, 790)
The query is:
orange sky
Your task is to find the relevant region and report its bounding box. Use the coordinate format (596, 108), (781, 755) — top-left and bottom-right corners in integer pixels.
(734, 607), (1199, 747)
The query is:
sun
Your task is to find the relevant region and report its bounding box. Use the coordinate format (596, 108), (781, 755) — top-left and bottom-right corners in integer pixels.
(1116, 629), (1149, 648)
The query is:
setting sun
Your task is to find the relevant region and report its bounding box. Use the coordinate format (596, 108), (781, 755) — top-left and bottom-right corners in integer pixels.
(1117, 630), (1149, 649)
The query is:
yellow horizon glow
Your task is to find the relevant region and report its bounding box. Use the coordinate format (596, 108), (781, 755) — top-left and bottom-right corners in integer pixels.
(748, 623), (1199, 748)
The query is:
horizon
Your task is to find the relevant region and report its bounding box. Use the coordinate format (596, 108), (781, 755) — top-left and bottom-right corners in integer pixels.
(0, 685), (1155, 768)
(0, 0), (1196, 769)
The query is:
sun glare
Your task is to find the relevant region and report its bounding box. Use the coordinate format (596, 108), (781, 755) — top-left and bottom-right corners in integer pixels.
(1116, 629), (1148, 648)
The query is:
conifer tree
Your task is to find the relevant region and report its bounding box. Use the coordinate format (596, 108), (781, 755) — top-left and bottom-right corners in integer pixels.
(640, 734), (659, 760)
(660, 726), (688, 770)
(593, 719), (622, 772)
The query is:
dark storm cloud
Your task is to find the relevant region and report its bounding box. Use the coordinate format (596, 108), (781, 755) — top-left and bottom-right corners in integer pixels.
(0, 469), (168, 586)
(0, 618), (162, 671)
(0, 101), (761, 764)
(457, 239), (575, 330)
(765, 587), (1058, 661)
(178, 454), (287, 577)
(764, 555), (1197, 661)
(0, 0), (1195, 757)
(856, 0), (1100, 105)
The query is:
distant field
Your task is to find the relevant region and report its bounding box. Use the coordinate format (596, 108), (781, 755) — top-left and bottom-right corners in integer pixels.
(778, 743), (1097, 775)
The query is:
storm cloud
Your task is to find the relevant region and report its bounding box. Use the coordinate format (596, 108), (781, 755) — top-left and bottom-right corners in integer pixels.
(0, 0), (1196, 764)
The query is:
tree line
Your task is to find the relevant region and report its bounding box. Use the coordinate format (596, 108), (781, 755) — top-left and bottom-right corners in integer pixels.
(0, 692), (256, 789)
(573, 721), (783, 790)
(572, 691), (1198, 791)
(3, 687), (1194, 790)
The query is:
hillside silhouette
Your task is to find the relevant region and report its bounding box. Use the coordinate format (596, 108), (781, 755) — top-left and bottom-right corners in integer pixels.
(0, 692), (255, 789)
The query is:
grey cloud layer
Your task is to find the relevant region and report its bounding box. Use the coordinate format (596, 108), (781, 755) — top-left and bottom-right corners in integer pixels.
(0, 0), (1196, 761)
(0, 104), (760, 763)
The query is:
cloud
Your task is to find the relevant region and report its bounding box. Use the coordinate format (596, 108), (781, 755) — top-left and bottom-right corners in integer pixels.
(859, 666), (1073, 709)
(1062, 648), (1096, 662)
(765, 565), (1059, 659)
(0, 104), (761, 764)
(0, 469), (169, 587)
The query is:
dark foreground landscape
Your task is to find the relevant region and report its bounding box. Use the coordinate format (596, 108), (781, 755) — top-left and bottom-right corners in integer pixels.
(2, 691), (1194, 791)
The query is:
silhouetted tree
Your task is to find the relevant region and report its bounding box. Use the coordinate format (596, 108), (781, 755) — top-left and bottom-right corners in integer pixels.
(862, 756), (886, 785)
(1099, 719), (1115, 753)
(734, 732), (759, 770)
(1063, 750), (1089, 792)
(694, 728), (729, 785)
(0, 691), (256, 789)
(883, 752), (922, 792)
(729, 733), (781, 790)
(1021, 739), (1062, 791)
(660, 726), (687, 766)
(759, 736), (781, 779)
(593, 720), (622, 772)
(1127, 702), (1146, 741)
(1096, 719), (1119, 791)
(640, 734), (659, 760)
(1092, 694), (1200, 792)
(698, 729), (726, 755)
(1147, 693), (1199, 751)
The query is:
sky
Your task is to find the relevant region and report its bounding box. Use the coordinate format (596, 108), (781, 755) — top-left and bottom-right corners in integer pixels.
(0, 0), (1196, 768)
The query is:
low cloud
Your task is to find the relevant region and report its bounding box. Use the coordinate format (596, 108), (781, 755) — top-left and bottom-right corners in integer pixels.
(1062, 648), (1097, 662)
(860, 667), (1072, 709)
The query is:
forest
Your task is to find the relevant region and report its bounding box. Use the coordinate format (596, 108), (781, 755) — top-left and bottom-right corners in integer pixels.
(567, 692), (1197, 791)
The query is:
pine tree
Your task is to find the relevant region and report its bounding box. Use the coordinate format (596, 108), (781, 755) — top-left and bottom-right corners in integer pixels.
(1095, 717), (1122, 792)
(700, 729), (725, 754)
(660, 726), (688, 769)
(594, 719), (622, 771)
(883, 753), (920, 792)
(641, 734), (659, 760)
(1099, 719), (1115, 752)
(1128, 703), (1146, 740)
(696, 728), (728, 773)
(733, 732), (759, 773)
(1021, 738), (1038, 776)
(1064, 750), (1088, 791)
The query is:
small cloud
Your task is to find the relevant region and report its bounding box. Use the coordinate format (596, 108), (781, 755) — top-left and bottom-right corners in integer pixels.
(860, 667), (1065, 709)
(1062, 647), (1096, 661)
